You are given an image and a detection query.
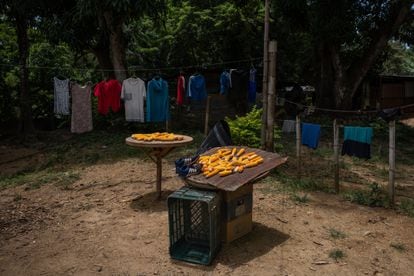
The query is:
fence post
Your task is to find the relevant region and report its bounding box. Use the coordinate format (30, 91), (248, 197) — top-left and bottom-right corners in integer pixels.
(296, 115), (301, 178)
(333, 119), (340, 193)
(204, 96), (211, 136)
(389, 120), (396, 205)
(265, 41), (277, 152)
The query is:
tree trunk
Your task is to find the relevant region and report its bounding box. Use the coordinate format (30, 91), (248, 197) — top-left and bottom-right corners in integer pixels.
(92, 46), (113, 78)
(330, 0), (413, 109)
(316, 43), (335, 108)
(103, 11), (127, 81)
(16, 13), (34, 137)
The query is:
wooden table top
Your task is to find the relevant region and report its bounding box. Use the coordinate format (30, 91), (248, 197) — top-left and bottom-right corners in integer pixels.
(185, 146), (288, 191)
(125, 135), (193, 148)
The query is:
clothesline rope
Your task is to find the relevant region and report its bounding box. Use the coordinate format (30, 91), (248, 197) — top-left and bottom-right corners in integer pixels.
(278, 97), (414, 114)
(0, 57), (262, 72)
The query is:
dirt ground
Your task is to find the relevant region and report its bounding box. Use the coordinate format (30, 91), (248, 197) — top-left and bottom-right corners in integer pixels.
(1, 156), (414, 276)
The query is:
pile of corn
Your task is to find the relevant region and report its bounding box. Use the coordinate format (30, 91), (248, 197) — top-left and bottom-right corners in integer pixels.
(131, 132), (184, 141)
(198, 147), (264, 178)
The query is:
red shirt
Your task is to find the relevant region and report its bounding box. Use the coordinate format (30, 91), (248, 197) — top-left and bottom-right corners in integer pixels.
(94, 79), (122, 115)
(176, 75), (185, 105)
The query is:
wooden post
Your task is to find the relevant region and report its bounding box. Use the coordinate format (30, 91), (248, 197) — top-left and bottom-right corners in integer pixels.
(156, 155), (162, 200)
(165, 120), (169, 132)
(265, 41), (277, 152)
(296, 115), (301, 178)
(333, 119), (340, 193)
(389, 120), (396, 205)
(204, 96), (211, 136)
(260, 0), (270, 149)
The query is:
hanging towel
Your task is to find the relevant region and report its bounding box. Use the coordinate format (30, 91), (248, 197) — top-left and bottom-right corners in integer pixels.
(282, 120), (296, 133)
(248, 68), (257, 103)
(301, 123), (321, 149)
(147, 77), (170, 122)
(342, 126), (373, 159)
(176, 75), (185, 105)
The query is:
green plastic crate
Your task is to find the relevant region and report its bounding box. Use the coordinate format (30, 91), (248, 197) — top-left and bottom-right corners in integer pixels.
(168, 186), (221, 265)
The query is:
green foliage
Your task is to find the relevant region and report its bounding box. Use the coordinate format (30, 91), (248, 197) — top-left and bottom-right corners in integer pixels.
(329, 249), (346, 261)
(226, 106), (262, 148)
(399, 198), (414, 218)
(291, 193), (309, 204)
(226, 106), (282, 149)
(390, 243), (406, 252)
(329, 228), (346, 239)
(343, 183), (389, 207)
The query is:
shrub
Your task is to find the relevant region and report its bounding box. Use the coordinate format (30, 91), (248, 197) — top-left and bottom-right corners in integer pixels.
(226, 106), (281, 150)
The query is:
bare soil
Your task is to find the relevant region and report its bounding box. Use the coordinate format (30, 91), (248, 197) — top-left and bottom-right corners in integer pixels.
(1, 156), (414, 276)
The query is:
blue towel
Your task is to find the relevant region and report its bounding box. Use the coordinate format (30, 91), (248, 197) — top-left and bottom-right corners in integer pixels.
(344, 126), (373, 144)
(301, 123), (321, 149)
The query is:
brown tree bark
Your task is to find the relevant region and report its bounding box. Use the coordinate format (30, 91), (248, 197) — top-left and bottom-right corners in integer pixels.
(103, 11), (127, 81)
(15, 13), (34, 137)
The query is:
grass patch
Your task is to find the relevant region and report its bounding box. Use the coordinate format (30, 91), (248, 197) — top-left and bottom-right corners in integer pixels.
(390, 243), (406, 252)
(399, 198), (414, 218)
(291, 193), (309, 204)
(0, 170), (80, 190)
(329, 228), (346, 239)
(343, 183), (389, 207)
(329, 249), (346, 261)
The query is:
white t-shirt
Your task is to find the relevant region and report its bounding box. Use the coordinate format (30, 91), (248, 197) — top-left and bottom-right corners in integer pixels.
(121, 77), (146, 122)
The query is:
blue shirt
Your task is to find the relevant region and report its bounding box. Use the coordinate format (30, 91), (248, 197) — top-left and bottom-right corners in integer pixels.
(187, 74), (207, 101)
(220, 71), (230, 95)
(248, 68), (257, 103)
(146, 77), (170, 122)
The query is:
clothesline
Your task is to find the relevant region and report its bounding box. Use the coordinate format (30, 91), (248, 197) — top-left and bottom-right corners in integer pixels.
(278, 97), (414, 114)
(0, 57), (262, 72)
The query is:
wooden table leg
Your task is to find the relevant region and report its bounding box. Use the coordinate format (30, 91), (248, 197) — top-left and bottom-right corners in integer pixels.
(156, 155), (162, 200)
(149, 147), (175, 200)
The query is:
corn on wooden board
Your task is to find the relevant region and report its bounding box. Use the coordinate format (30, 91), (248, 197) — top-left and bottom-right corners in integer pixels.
(125, 135), (193, 148)
(186, 146), (288, 191)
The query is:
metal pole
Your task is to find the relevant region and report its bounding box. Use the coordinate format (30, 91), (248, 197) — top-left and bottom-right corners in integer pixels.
(261, 0), (270, 149)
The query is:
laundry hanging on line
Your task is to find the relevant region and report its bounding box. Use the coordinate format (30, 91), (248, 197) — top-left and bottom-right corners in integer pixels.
(187, 73), (207, 101)
(121, 77), (146, 122)
(53, 77), (70, 116)
(248, 68), (257, 103)
(176, 75), (185, 105)
(341, 126), (373, 159)
(71, 82), (93, 134)
(301, 123), (321, 149)
(147, 76), (170, 122)
(94, 79), (122, 115)
(282, 120), (296, 133)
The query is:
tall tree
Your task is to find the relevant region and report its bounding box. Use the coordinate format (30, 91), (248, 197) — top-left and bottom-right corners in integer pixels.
(275, 0), (414, 109)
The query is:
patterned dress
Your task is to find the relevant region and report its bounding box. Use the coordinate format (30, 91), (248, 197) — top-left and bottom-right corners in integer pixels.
(53, 77), (70, 115)
(71, 83), (93, 133)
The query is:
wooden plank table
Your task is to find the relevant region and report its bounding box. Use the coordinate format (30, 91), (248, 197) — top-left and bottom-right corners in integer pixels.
(185, 146), (288, 191)
(126, 135), (193, 199)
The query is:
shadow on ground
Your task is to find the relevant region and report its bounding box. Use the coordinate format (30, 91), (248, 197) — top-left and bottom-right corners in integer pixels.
(129, 189), (175, 213)
(216, 222), (290, 268)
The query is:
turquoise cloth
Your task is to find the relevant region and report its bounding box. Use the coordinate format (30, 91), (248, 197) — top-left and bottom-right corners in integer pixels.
(146, 77), (170, 122)
(344, 126), (373, 144)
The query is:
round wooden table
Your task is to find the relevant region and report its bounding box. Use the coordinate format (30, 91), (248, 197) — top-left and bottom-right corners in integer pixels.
(125, 135), (193, 199)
